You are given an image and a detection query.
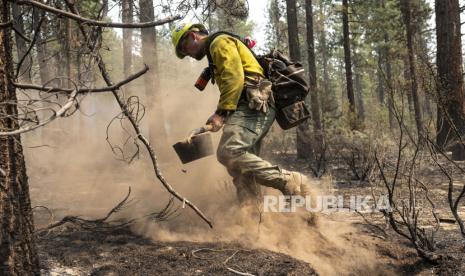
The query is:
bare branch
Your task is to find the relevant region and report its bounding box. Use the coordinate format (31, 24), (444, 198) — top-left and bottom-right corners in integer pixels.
(14, 65), (149, 94)
(0, 89), (77, 136)
(11, 26), (31, 42)
(13, 0), (181, 28)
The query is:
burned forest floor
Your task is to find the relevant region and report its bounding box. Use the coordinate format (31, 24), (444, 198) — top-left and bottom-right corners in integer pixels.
(32, 151), (465, 276)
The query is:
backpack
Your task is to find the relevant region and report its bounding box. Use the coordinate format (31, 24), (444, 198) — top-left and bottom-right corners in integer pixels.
(205, 31), (311, 130)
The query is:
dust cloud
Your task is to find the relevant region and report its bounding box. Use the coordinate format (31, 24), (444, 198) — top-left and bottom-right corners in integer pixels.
(23, 53), (386, 275)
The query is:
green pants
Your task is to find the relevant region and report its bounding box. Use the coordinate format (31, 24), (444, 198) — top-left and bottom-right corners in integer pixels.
(217, 100), (286, 202)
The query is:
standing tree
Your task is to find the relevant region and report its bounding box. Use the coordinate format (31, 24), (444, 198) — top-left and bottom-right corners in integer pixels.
(285, 0), (301, 61)
(400, 0), (423, 136)
(12, 3), (31, 82)
(342, 0), (356, 128)
(316, 0), (335, 119)
(0, 1), (40, 274)
(305, 0), (322, 132)
(285, 0), (309, 158)
(435, 0), (465, 159)
(32, 5), (50, 84)
(138, 0), (167, 144)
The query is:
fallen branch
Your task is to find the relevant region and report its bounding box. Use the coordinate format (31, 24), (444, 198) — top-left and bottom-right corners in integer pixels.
(223, 250), (255, 276)
(13, 0), (180, 28)
(65, 1), (213, 228)
(35, 187), (178, 234)
(191, 248), (255, 276)
(14, 65), (149, 94)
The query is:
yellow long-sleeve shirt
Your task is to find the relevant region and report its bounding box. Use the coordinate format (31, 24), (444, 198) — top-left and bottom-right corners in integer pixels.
(208, 34), (265, 111)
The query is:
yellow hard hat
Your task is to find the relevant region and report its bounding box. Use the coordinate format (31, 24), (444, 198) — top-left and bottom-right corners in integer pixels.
(171, 23), (208, 59)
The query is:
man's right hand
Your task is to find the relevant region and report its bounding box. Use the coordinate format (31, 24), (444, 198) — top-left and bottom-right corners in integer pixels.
(206, 113), (225, 132)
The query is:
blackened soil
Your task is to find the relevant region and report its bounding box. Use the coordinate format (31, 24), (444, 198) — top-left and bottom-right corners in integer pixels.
(37, 225), (317, 276)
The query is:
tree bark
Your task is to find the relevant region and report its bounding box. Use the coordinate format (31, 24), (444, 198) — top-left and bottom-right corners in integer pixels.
(0, 1), (40, 275)
(342, 0), (356, 128)
(435, 0), (465, 159)
(400, 0), (423, 136)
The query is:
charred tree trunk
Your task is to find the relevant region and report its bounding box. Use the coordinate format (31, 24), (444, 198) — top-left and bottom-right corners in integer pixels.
(12, 3), (31, 82)
(400, 0), (423, 136)
(305, 0), (322, 132)
(0, 2), (40, 275)
(435, 0), (465, 159)
(342, 0), (356, 128)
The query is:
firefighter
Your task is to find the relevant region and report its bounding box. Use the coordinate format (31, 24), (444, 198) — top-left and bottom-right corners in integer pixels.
(171, 23), (311, 203)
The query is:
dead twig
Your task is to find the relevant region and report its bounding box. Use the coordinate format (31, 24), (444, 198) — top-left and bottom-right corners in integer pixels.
(0, 89), (78, 136)
(355, 210), (387, 237)
(13, 0), (180, 28)
(223, 250), (255, 276)
(191, 248), (255, 276)
(32, 205), (55, 228)
(14, 65), (149, 94)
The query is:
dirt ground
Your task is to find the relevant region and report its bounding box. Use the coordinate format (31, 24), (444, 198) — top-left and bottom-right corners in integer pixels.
(30, 148), (465, 276)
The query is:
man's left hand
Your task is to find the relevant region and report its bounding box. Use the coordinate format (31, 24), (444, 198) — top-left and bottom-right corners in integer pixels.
(206, 113), (225, 132)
